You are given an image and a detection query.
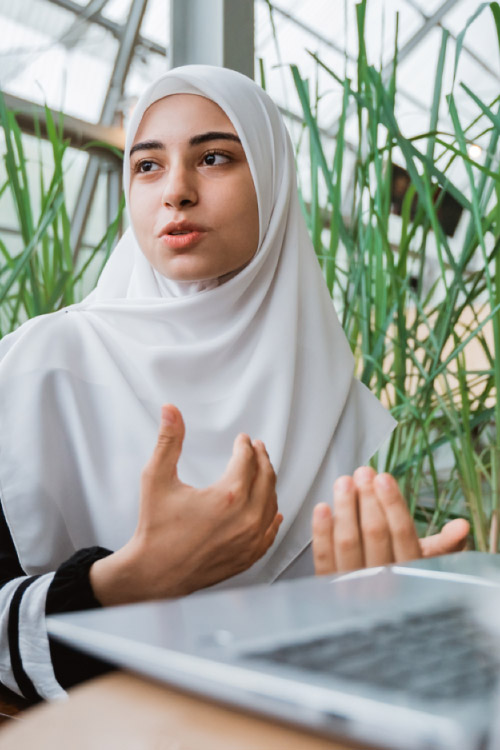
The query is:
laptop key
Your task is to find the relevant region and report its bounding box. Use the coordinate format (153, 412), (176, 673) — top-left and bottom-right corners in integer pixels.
(244, 604), (500, 703)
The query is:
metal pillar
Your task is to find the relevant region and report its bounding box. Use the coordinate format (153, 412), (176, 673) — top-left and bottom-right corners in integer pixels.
(170, 0), (254, 78)
(70, 0), (148, 261)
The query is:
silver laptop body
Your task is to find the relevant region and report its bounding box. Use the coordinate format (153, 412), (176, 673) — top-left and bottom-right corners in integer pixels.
(47, 552), (500, 750)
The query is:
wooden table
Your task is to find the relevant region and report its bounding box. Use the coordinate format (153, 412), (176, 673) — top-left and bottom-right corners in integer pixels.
(0, 683), (29, 724)
(0, 672), (373, 750)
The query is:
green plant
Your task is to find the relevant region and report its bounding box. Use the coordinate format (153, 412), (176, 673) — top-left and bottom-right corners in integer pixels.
(288, 0), (500, 548)
(0, 93), (124, 337)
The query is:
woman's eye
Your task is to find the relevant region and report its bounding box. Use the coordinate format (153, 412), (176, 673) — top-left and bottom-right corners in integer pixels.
(136, 160), (160, 173)
(203, 151), (230, 166)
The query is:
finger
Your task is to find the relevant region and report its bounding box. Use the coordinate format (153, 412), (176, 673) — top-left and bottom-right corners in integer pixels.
(312, 503), (336, 575)
(355, 467), (393, 567)
(253, 513), (283, 562)
(219, 433), (257, 498)
(332, 475), (364, 572)
(147, 404), (185, 483)
(373, 473), (421, 562)
(248, 440), (278, 528)
(419, 518), (470, 558)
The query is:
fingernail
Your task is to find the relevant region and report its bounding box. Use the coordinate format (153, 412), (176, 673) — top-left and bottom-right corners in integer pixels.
(334, 476), (351, 493)
(314, 503), (331, 519)
(354, 466), (375, 484)
(375, 473), (393, 490)
(162, 405), (176, 425)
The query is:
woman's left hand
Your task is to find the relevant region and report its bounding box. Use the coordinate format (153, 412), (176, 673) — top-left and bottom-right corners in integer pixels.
(312, 466), (470, 575)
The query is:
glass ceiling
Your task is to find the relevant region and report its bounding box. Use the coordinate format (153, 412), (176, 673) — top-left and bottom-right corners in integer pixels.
(256, 0), (499, 156)
(1, 0), (496, 135)
(0, 0), (498, 258)
(0, 0), (168, 123)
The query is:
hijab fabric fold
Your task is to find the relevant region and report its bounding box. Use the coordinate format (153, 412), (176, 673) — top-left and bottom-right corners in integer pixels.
(0, 65), (396, 583)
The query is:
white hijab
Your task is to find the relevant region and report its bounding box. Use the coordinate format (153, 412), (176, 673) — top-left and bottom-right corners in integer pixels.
(0, 66), (395, 584)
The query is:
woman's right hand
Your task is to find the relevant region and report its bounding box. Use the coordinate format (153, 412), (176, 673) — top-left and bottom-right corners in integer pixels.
(89, 405), (282, 605)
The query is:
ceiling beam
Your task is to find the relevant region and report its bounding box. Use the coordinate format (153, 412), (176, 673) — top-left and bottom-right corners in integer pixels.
(403, 0), (499, 80)
(263, 1), (428, 121)
(390, 0), (462, 67)
(3, 92), (124, 156)
(47, 0), (166, 56)
(59, 0), (110, 50)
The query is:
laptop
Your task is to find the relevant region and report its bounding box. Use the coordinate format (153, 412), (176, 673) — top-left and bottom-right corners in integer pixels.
(47, 552), (500, 750)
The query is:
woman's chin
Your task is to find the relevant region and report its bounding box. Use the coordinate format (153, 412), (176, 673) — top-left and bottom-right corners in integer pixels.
(156, 265), (217, 283)
(153, 257), (232, 283)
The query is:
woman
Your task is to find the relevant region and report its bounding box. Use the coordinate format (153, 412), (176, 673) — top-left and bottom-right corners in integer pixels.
(0, 65), (468, 700)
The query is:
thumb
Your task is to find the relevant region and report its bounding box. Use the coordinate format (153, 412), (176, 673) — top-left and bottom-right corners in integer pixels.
(419, 518), (470, 558)
(149, 404), (186, 482)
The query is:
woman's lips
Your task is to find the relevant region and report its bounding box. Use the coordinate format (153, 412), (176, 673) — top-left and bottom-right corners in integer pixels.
(159, 230), (206, 249)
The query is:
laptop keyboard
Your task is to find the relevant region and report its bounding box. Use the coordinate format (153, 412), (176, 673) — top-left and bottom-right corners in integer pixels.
(245, 606), (499, 701)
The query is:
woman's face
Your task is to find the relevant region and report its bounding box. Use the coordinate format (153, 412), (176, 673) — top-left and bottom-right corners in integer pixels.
(129, 94), (259, 283)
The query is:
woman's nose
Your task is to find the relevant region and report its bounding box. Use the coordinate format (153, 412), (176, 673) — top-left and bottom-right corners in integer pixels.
(161, 163), (198, 209)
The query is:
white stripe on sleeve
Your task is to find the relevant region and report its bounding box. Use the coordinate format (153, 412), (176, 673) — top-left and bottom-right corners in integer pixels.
(18, 573), (66, 700)
(0, 577), (28, 695)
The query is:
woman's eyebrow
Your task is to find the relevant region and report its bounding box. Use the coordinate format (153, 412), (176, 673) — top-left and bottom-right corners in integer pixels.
(130, 140), (164, 157)
(188, 131), (241, 146)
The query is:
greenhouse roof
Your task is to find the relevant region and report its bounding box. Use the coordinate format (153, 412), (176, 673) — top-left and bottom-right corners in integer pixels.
(0, 0), (496, 134)
(0, 0), (498, 249)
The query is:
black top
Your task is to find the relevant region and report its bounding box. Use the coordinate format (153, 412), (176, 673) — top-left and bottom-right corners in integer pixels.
(0, 500), (113, 699)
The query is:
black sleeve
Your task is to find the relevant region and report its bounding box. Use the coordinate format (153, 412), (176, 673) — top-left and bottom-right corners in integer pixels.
(0, 501), (24, 585)
(46, 547), (115, 690)
(0, 500), (115, 694)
